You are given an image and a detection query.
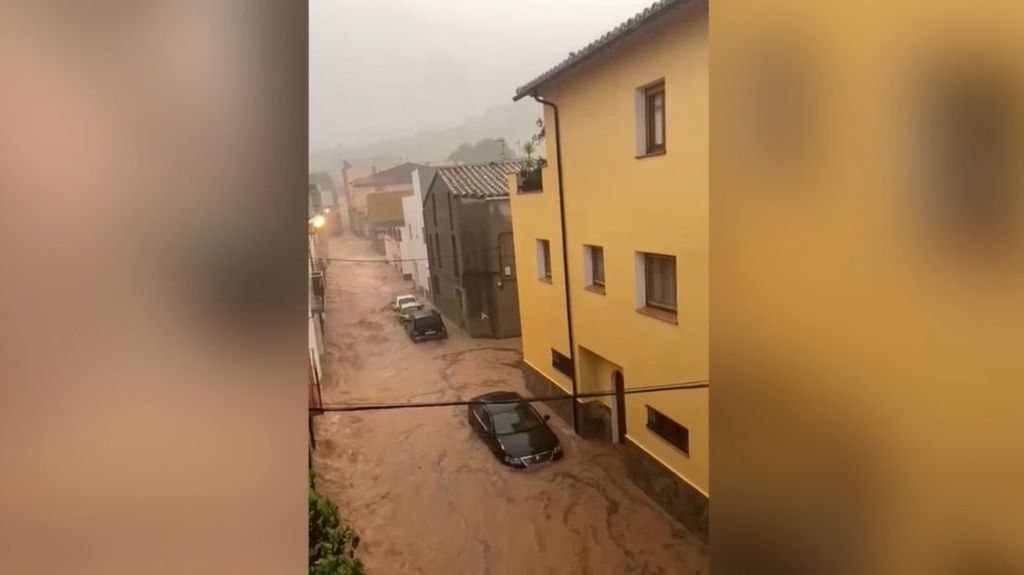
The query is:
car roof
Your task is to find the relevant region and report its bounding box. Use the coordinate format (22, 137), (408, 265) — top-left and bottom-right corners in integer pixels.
(471, 391), (525, 413)
(396, 294), (417, 300)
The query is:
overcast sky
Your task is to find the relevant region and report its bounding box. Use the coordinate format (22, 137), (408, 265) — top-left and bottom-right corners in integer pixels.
(310, 0), (657, 152)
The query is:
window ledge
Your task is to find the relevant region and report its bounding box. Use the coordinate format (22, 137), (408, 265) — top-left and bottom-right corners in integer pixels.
(517, 189), (544, 195)
(585, 284), (606, 295)
(636, 306), (677, 324)
(539, 277), (553, 284)
(635, 150), (667, 160)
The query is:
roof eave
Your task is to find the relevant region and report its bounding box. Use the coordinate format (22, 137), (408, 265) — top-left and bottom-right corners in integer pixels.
(511, 0), (695, 102)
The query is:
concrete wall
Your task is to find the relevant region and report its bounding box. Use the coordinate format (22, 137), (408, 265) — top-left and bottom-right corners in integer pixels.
(458, 198), (522, 339)
(425, 177), (522, 338)
(424, 178), (461, 325)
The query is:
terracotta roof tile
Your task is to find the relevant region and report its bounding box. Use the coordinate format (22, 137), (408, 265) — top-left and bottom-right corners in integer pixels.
(437, 161), (526, 199)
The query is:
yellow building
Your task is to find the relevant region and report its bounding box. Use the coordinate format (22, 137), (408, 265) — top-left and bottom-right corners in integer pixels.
(510, 0), (708, 536)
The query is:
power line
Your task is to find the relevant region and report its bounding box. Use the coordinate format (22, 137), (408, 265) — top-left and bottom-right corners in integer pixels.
(323, 256), (430, 263)
(313, 379), (709, 413)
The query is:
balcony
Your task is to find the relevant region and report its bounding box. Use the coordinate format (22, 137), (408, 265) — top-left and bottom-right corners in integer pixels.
(516, 160), (546, 193)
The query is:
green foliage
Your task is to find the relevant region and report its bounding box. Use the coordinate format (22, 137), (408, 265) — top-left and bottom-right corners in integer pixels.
(310, 477), (366, 575)
(517, 119), (546, 191)
(521, 140), (538, 162)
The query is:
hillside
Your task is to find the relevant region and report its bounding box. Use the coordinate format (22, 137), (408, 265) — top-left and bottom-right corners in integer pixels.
(309, 100), (542, 173)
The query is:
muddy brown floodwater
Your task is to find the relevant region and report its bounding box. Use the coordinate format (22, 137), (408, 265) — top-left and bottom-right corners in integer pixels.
(313, 235), (708, 575)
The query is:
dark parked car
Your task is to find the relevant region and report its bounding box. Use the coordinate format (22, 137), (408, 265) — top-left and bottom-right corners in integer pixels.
(467, 391), (562, 468)
(406, 309), (448, 342)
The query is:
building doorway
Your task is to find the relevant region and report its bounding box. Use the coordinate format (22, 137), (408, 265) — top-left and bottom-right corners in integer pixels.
(611, 370), (626, 443)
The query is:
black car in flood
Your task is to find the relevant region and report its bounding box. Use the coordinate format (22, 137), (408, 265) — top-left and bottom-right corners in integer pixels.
(406, 309), (448, 342)
(467, 391), (562, 468)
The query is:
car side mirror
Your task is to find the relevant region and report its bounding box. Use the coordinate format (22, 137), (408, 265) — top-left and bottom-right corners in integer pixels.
(543, 414), (551, 422)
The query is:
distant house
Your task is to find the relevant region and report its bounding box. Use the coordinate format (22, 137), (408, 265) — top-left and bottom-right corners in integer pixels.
(309, 172), (338, 209)
(308, 183), (329, 259)
(310, 172), (342, 235)
(349, 162), (427, 250)
(423, 161), (523, 339)
(308, 181), (323, 214)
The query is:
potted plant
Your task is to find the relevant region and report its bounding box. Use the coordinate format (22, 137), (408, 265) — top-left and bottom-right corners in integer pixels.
(517, 119), (545, 192)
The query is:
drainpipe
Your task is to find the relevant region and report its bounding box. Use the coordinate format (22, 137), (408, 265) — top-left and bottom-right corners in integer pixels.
(532, 95), (579, 435)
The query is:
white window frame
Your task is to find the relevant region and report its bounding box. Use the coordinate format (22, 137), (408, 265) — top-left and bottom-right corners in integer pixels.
(635, 251), (677, 313)
(583, 244), (605, 291)
(536, 239), (552, 281)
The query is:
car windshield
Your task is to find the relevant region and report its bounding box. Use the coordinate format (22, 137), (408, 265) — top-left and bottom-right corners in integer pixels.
(398, 296), (416, 306)
(490, 404), (543, 435)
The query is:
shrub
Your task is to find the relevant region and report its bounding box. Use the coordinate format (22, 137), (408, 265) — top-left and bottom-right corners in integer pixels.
(309, 477), (366, 575)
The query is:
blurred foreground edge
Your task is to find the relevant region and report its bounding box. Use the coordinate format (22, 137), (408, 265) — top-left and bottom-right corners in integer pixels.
(710, 0), (1024, 573)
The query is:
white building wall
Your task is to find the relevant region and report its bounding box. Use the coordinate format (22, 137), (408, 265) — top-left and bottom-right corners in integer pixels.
(308, 313), (323, 379)
(320, 188), (334, 208)
(384, 233), (402, 273)
(308, 253), (324, 383)
(398, 227), (415, 277)
(403, 168), (433, 296)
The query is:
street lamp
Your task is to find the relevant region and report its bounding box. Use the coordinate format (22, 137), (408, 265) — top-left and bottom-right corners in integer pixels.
(309, 214), (326, 233)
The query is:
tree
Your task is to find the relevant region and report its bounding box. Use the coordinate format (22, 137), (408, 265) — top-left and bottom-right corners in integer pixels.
(309, 475), (366, 575)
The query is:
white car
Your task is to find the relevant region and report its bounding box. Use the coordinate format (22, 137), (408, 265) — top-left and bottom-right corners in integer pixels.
(397, 301), (426, 323)
(393, 294), (419, 311)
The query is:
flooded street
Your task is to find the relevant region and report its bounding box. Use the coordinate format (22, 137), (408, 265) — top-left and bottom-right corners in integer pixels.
(312, 234), (708, 575)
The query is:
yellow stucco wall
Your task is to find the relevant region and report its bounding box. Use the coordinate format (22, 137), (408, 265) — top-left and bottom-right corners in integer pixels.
(366, 187), (412, 223)
(510, 10), (709, 494)
(508, 167), (572, 396)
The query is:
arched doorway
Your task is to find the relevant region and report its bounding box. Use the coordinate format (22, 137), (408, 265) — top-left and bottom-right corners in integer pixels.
(611, 370), (626, 443)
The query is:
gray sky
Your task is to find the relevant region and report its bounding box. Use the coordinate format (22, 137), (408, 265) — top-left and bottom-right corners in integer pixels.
(310, 0), (657, 152)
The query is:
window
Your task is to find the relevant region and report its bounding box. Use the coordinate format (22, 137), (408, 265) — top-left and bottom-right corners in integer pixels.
(434, 234), (442, 268)
(643, 81), (667, 154)
(583, 245), (605, 292)
(447, 194), (454, 230)
(644, 253), (676, 311)
(646, 406), (689, 455)
(551, 349), (573, 377)
(635, 252), (677, 321)
(451, 236), (460, 277)
(431, 194), (438, 226)
(536, 239), (552, 281)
